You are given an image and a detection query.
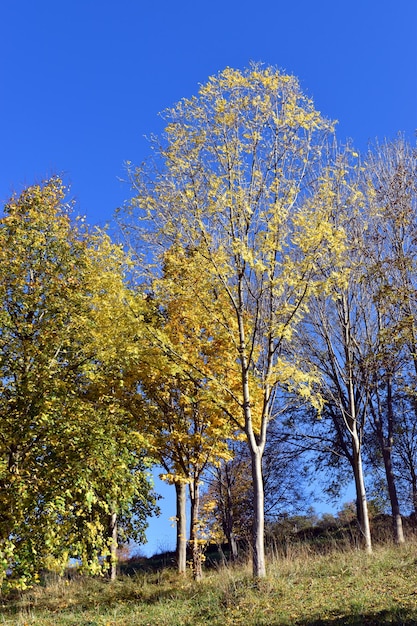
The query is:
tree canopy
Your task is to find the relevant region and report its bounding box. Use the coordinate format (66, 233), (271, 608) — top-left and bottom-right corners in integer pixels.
(0, 178), (158, 589)
(1, 66), (416, 588)
(123, 65), (350, 577)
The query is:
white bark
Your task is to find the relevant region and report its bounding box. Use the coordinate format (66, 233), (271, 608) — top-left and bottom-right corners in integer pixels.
(351, 435), (372, 554)
(250, 448), (266, 578)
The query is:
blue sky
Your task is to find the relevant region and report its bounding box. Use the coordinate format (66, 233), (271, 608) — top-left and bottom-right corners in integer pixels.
(1, 0), (416, 556)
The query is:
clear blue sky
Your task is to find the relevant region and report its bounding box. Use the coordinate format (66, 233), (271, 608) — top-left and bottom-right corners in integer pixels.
(1, 0), (416, 556)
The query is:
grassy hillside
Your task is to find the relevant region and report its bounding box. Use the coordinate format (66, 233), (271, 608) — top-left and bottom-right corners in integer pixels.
(2, 540), (417, 625)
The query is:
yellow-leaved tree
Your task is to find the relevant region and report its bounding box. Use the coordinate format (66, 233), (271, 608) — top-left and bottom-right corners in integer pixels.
(122, 65), (348, 577)
(129, 244), (245, 579)
(0, 178), (157, 589)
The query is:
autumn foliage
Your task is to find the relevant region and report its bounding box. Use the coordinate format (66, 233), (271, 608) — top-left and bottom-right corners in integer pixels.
(1, 66), (416, 588)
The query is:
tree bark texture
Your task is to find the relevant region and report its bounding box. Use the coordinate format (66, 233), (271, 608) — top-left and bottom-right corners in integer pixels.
(175, 482), (187, 574)
(189, 481), (203, 581)
(352, 438), (373, 554)
(250, 448), (266, 578)
(375, 377), (405, 544)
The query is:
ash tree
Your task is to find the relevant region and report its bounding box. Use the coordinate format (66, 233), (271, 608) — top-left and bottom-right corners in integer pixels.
(360, 136), (417, 539)
(122, 65), (347, 577)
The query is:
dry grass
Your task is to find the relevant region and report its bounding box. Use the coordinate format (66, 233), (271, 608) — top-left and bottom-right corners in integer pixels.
(2, 541), (417, 625)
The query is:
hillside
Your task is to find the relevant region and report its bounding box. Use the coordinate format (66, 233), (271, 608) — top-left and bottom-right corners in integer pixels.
(2, 539), (417, 625)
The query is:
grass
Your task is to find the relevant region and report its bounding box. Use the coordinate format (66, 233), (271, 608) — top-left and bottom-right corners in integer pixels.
(2, 542), (417, 625)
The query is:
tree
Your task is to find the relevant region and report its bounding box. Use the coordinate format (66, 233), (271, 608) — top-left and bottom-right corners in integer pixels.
(128, 245), (240, 579)
(293, 139), (416, 547)
(359, 136), (417, 540)
(201, 441), (253, 561)
(202, 428), (309, 561)
(123, 65), (346, 577)
(292, 149), (375, 553)
(298, 284), (374, 553)
(0, 178), (157, 589)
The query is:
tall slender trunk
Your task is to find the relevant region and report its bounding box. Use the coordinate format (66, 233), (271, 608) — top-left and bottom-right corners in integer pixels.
(351, 436), (372, 553)
(375, 377), (405, 543)
(108, 509), (118, 581)
(406, 401), (417, 518)
(189, 480), (202, 581)
(244, 405), (266, 577)
(403, 297), (417, 518)
(410, 464), (417, 518)
(175, 482), (187, 574)
(237, 298), (267, 578)
(342, 293), (372, 554)
(250, 447), (266, 577)
(378, 437), (405, 543)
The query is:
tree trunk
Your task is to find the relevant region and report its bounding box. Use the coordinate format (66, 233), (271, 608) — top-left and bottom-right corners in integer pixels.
(250, 448), (266, 578)
(411, 463), (417, 518)
(376, 377), (405, 544)
(343, 293), (372, 554)
(228, 532), (238, 562)
(352, 437), (373, 554)
(238, 294), (267, 578)
(175, 482), (187, 574)
(380, 442), (405, 543)
(108, 509), (118, 581)
(406, 400), (417, 517)
(189, 481), (202, 581)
